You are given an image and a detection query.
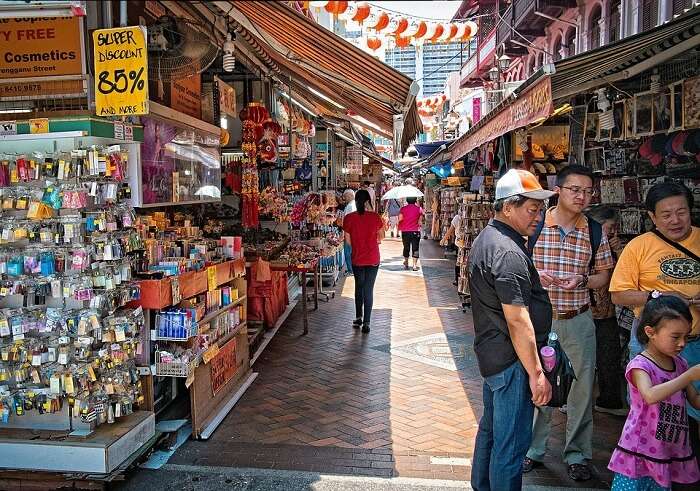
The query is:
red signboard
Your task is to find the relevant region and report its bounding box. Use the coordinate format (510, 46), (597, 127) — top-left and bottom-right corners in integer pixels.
(451, 76), (553, 160)
(210, 338), (237, 395)
(473, 97), (481, 124)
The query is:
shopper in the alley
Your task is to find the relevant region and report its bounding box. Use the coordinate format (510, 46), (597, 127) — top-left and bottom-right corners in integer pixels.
(609, 181), (700, 463)
(341, 189), (356, 276)
(468, 169), (554, 491)
(398, 197), (424, 271)
(343, 189), (384, 334)
(524, 165), (615, 482)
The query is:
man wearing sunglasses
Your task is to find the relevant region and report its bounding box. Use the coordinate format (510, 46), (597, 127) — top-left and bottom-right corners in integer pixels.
(523, 165), (615, 482)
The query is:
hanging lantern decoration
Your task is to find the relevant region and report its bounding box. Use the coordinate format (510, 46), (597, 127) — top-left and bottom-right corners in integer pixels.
(366, 37), (382, 51)
(429, 23), (444, 42)
(447, 24), (459, 41)
(389, 17), (408, 35)
(239, 102), (271, 229)
(374, 12), (390, 32)
(462, 21), (478, 40)
(416, 100), (423, 108)
(395, 35), (410, 48)
(324, 1), (348, 16)
(353, 2), (371, 23)
(220, 128), (230, 147)
(454, 23), (467, 40)
(414, 21), (428, 39)
(403, 19), (420, 38)
(442, 94), (448, 102)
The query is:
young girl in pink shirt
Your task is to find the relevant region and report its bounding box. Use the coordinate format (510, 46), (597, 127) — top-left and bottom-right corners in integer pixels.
(609, 296), (700, 490)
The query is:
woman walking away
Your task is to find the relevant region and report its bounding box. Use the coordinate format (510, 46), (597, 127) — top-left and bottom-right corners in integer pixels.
(343, 189), (384, 334)
(608, 296), (700, 490)
(399, 197), (423, 271)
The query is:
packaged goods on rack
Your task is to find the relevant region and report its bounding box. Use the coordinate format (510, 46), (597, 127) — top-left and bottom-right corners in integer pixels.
(456, 198), (494, 297)
(0, 143), (146, 431)
(439, 188), (461, 245)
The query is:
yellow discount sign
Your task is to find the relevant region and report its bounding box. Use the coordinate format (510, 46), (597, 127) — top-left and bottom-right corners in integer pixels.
(92, 26), (149, 116)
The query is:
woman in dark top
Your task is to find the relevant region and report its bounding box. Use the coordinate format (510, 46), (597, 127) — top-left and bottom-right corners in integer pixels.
(342, 189), (384, 333)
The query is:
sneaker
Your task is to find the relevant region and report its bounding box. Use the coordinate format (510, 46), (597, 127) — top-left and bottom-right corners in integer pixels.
(352, 318), (362, 329)
(522, 457), (543, 473)
(567, 463), (592, 481)
(361, 324), (370, 334)
(391, 232), (394, 238)
(594, 405), (628, 416)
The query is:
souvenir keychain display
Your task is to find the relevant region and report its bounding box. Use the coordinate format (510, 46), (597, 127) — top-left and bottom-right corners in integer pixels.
(0, 145), (146, 430)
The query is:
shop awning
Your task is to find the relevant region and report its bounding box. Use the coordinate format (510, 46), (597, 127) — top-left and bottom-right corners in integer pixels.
(550, 7), (700, 100)
(206, 1), (422, 155)
(449, 7), (700, 161)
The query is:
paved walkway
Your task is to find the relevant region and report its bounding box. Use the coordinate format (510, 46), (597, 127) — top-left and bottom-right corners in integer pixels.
(145, 238), (624, 488)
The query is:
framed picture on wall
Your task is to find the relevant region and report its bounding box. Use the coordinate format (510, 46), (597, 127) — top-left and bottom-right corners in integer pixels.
(611, 100), (625, 140)
(634, 92), (653, 136)
(585, 112), (599, 141)
(653, 86), (672, 133)
(683, 76), (700, 128)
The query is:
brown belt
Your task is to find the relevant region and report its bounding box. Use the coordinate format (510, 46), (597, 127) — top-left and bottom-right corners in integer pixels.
(552, 304), (590, 320)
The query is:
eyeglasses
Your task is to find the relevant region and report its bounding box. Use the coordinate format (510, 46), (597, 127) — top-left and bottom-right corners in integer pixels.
(561, 186), (597, 197)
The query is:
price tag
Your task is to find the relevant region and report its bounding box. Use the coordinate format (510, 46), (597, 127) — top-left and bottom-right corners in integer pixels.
(207, 266), (217, 292)
(29, 118), (49, 134)
(202, 344), (220, 364)
(93, 26), (149, 116)
(124, 125), (134, 141)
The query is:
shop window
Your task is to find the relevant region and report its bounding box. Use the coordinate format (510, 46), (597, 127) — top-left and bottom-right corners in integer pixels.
(641, 0), (659, 31)
(609, 0), (621, 42)
(589, 5), (602, 50)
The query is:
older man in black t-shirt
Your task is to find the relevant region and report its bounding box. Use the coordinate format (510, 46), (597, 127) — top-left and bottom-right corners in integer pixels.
(468, 169), (554, 491)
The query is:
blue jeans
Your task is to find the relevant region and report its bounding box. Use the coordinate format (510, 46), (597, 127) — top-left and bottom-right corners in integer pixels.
(472, 361), (534, 491)
(343, 242), (352, 274)
(682, 338), (700, 422)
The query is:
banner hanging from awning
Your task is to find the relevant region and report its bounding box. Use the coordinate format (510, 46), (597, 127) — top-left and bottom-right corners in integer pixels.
(451, 76), (553, 160)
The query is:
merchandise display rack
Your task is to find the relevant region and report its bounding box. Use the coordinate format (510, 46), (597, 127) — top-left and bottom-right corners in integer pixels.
(0, 121), (155, 473)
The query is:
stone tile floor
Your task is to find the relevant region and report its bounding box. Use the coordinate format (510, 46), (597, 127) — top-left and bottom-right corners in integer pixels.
(169, 238), (624, 487)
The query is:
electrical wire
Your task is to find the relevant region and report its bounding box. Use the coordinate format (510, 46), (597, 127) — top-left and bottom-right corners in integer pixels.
(366, 2), (494, 22)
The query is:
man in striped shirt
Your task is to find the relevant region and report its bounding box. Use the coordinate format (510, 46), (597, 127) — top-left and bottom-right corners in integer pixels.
(523, 165), (615, 482)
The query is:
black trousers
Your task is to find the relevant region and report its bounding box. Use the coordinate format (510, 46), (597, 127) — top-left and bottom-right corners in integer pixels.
(353, 265), (379, 324)
(402, 231), (420, 258)
(595, 316), (624, 409)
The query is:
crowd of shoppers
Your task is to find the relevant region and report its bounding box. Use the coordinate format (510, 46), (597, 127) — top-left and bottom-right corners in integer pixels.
(468, 167), (699, 491)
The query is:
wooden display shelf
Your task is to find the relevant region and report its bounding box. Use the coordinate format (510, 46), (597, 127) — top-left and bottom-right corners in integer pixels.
(135, 258), (246, 309)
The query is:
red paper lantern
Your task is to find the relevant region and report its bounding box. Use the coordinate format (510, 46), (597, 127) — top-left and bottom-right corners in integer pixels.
(430, 24), (444, 42)
(414, 21), (427, 39)
(367, 37), (382, 51)
(324, 1), (348, 15)
(448, 24), (459, 40)
(416, 100), (423, 107)
(395, 35), (410, 48)
(353, 2), (370, 23)
(441, 94), (447, 101)
(374, 12), (389, 32)
(394, 17), (408, 35)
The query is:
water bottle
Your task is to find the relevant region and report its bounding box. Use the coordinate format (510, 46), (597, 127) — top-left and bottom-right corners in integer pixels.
(548, 331), (558, 346)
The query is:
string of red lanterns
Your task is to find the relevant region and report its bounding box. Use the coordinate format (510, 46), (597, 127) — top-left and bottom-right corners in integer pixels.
(308, 1), (478, 51)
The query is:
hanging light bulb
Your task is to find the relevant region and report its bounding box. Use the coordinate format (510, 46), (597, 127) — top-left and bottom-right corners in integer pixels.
(222, 32), (236, 72)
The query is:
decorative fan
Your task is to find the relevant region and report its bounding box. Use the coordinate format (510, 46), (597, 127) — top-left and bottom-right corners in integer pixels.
(147, 16), (219, 81)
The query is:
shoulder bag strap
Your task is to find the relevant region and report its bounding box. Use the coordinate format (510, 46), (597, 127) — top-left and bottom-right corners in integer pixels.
(652, 229), (700, 263)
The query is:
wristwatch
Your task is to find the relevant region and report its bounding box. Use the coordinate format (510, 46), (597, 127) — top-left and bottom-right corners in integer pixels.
(579, 274), (589, 288)
(647, 290), (662, 301)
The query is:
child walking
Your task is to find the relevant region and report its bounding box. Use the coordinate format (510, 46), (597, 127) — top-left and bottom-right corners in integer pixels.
(609, 296), (700, 490)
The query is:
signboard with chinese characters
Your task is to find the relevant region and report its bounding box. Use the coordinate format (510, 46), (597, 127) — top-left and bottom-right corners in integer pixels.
(210, 338), (237, 395)
(216, 76), (236, 118)
(346, 145), (363, 174)
(93, 26), (149, 116)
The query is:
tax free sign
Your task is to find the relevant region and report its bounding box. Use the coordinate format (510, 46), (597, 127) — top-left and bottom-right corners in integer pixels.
(93, 26), (149, 116)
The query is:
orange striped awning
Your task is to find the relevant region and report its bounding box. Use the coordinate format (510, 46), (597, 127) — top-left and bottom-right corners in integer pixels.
(211, 1), (422, 155)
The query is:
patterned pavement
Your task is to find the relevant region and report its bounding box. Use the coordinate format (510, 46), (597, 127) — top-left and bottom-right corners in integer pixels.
(169, 238), (624, 487)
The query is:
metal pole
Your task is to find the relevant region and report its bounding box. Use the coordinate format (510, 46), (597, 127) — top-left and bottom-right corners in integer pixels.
(119, 0), (127, 27)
